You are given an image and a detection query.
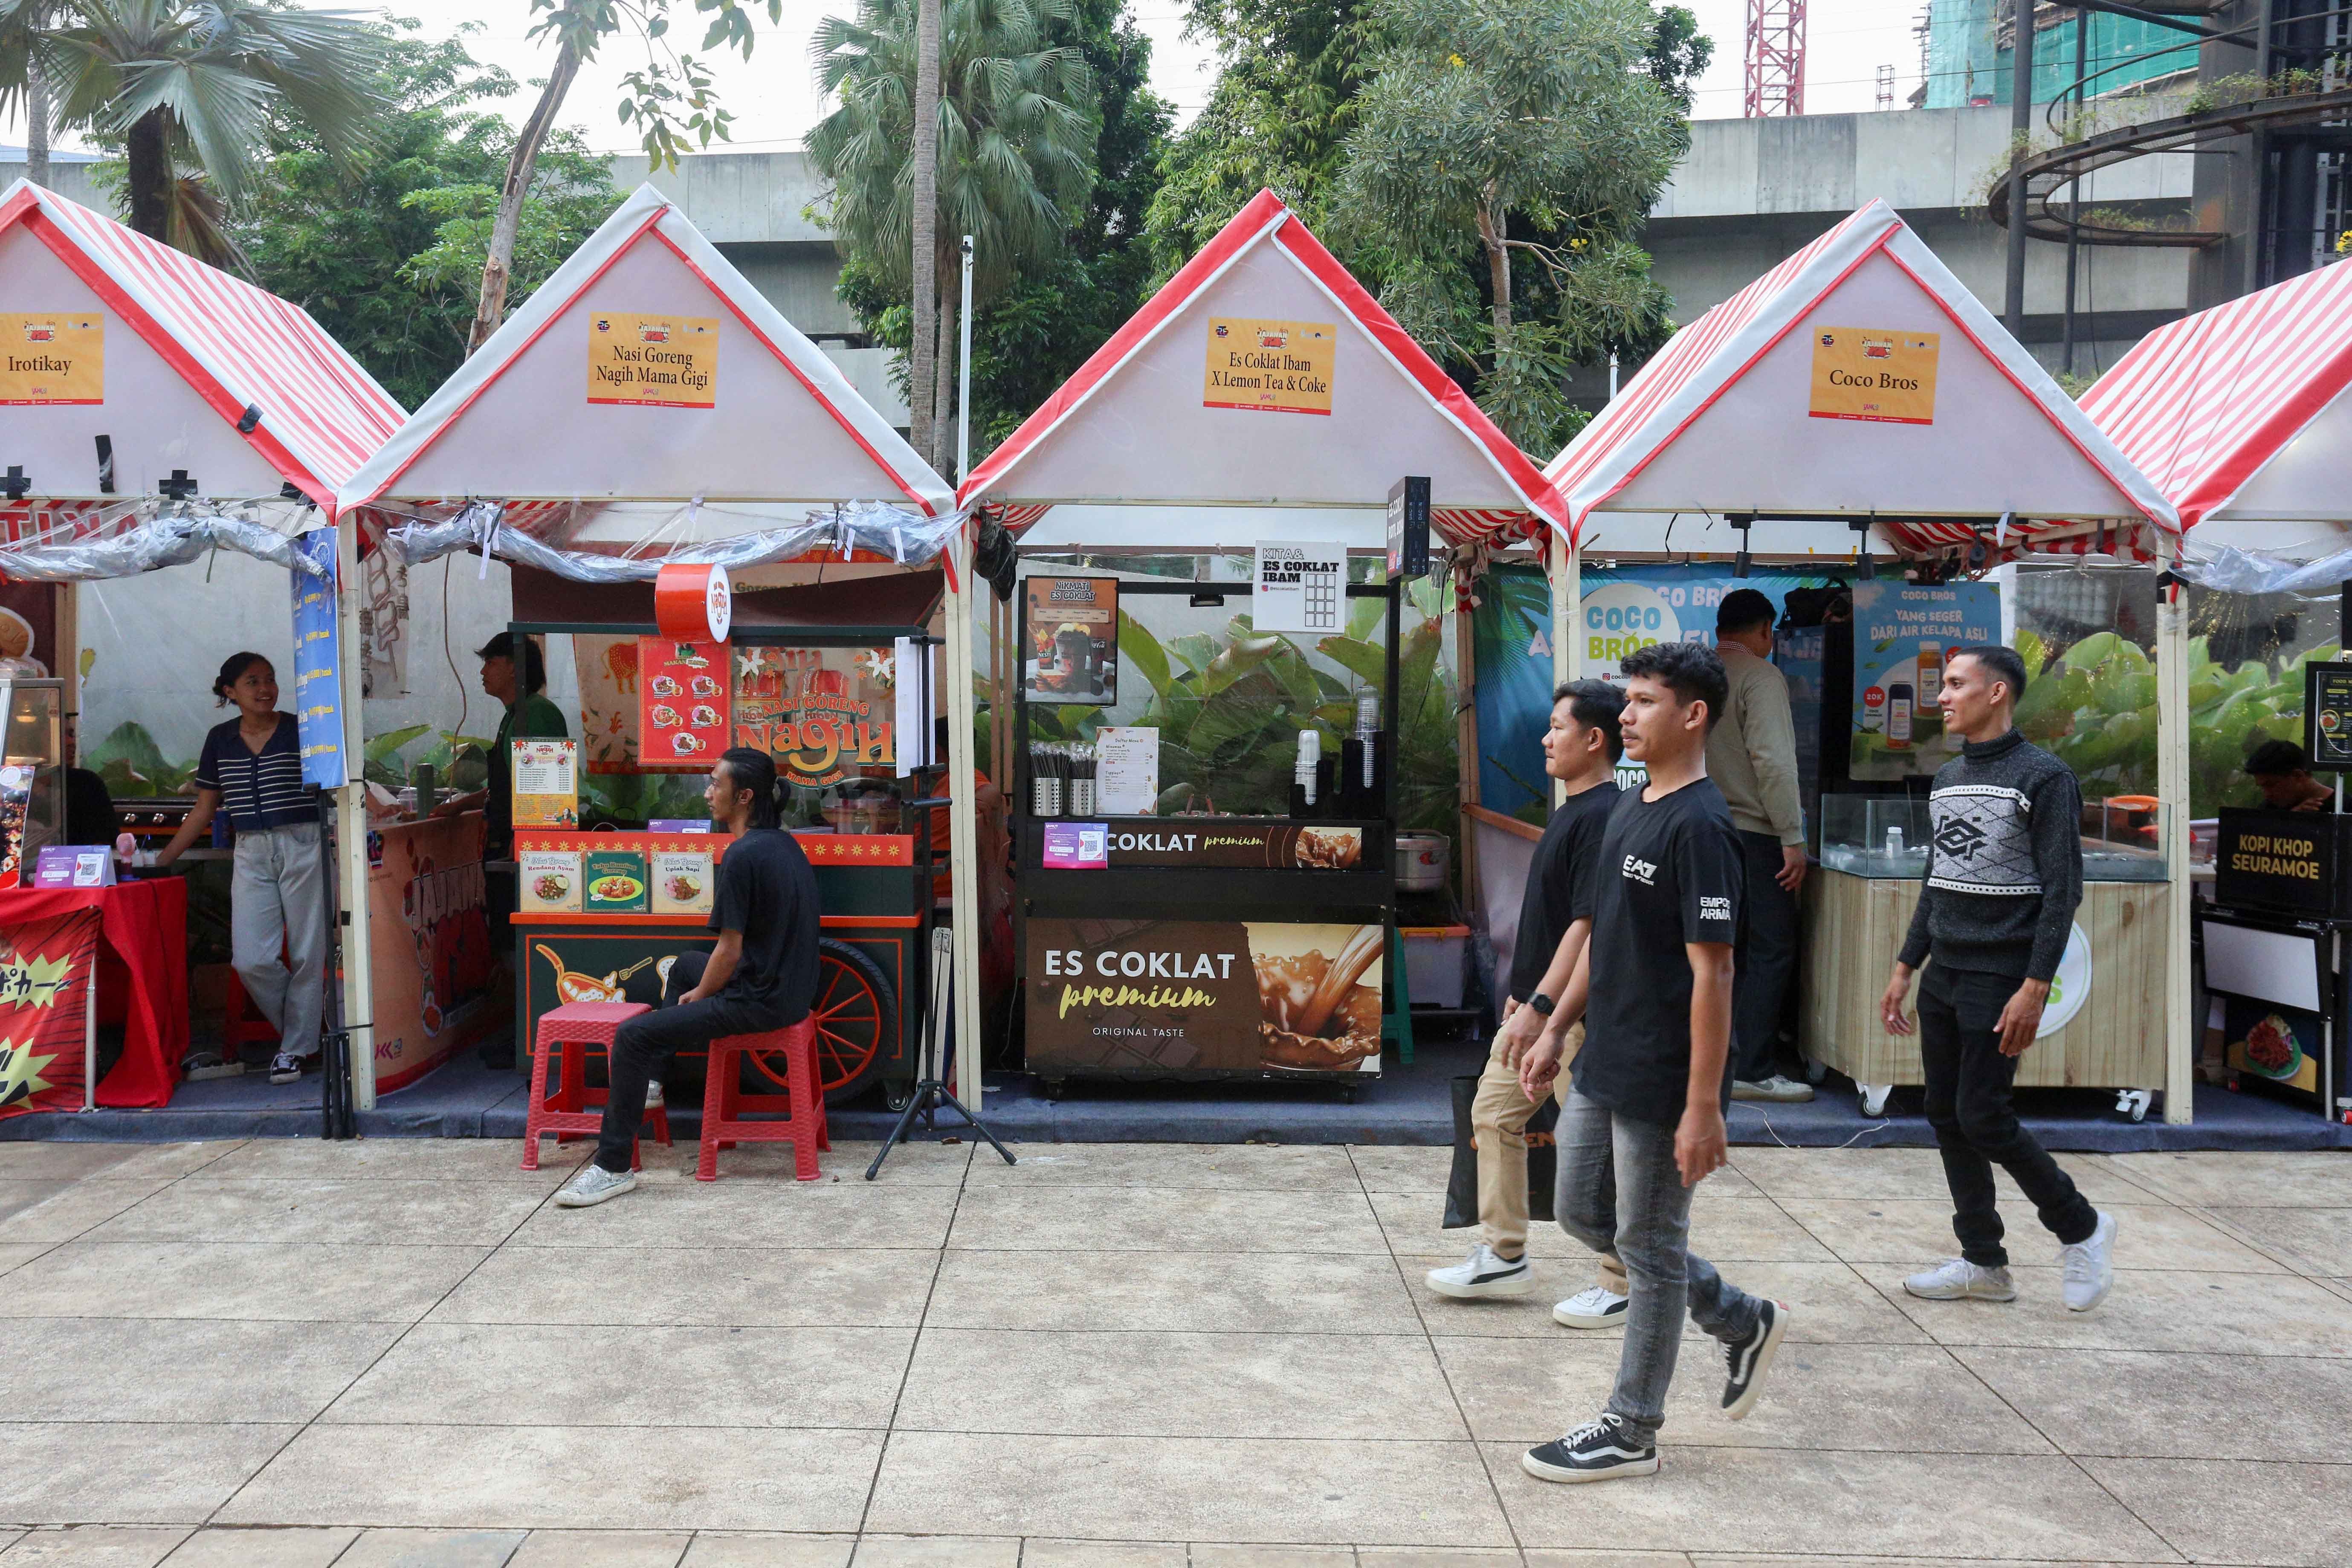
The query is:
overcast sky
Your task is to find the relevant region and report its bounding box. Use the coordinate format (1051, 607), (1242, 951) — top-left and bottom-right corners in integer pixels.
(14, 1), (1932, 161)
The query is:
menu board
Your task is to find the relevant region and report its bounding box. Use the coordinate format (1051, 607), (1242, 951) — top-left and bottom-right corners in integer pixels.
(2306, 661), (2352, 770)
(640, 638), (730, 768)
(651, 849), (716, 916)
(1095, 726), (1161, 815)
(511, 739), (579, 829)
(519, 848), (583, 913)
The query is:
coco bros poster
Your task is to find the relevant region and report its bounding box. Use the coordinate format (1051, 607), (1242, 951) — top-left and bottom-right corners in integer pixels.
(1026, 917), (1384, 1077)
(0, 907), (98, 1119)
(1849, 580), (2000, 781)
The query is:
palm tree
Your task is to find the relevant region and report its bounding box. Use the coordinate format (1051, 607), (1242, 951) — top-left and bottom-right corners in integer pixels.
(0, 0), (55, 185)
(41, 0), (383, 243)
(809, 0), (1096, 475)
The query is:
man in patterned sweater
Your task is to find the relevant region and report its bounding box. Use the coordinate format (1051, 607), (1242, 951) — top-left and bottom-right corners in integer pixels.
(1878, 645), (2117, 1313)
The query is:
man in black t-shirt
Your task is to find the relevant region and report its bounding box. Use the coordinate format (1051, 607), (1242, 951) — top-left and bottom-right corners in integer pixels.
(1427, 681), (1629, 1325)
(558, 748), (821, 1208)
(1514, 642), (1793, 1484)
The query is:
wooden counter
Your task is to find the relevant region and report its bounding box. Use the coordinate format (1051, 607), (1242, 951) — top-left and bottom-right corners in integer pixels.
(1799, 865), (2169, 1099)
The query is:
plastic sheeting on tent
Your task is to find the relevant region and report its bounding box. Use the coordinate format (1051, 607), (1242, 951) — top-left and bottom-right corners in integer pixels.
(2080, 256), (2352, 562)
(1544, 198), (2178, 559)
(956, 188), (1564, 548)
(340, 184), (953, 525)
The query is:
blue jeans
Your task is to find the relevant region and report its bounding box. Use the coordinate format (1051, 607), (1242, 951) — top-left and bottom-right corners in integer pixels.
(1553, 1085), (1762, 1446)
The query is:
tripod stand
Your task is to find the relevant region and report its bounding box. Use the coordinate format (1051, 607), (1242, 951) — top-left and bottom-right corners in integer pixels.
(866, 924), (1014, 1179)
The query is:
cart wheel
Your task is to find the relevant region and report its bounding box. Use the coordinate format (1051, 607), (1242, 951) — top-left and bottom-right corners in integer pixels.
(1860, 1084), (1892, 1118)
(808, 939), (896, 1105)
(1802, 1055), (1829, 1086)
(1043, 1079), (1066, 1100)
(1337, 1086), (1358, 1104)
(885, 1082), (913, 1112)
(2115, 1089), (2152, 1124)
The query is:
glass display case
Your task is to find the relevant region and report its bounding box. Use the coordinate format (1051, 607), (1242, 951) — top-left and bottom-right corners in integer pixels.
(1818, 789), (2168, 882)
(0, 676), (66, 880)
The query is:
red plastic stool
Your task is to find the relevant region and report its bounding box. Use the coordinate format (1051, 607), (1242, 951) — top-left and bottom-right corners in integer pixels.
(695, 1019), (830, 1182)
(521, 1002), (672, 1171)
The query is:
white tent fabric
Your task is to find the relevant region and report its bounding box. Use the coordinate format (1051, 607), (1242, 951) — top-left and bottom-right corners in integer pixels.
(957, 188), (1564, 545)
(340, 185), (953, 519)
(1544, 199), (2177, 550)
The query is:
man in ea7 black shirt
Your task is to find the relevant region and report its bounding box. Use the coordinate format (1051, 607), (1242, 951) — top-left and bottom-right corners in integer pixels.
(559, 747), (821, 1208)
(1514, 641), (1792, 1484)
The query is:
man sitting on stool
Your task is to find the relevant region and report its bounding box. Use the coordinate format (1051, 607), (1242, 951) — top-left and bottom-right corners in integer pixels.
(558, 747), (821, 1208)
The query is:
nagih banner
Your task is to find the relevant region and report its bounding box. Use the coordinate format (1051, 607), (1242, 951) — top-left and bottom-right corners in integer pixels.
(0, 907), (98, 1119)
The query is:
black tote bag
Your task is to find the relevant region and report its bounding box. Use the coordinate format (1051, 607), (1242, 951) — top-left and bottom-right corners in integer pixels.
(1441, 1073), (1558, 1229)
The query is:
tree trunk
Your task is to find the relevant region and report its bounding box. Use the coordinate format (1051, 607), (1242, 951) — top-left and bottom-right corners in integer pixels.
(125, 107), (170, 240)
(1475, 199), (1512, 351)
(467, 37), (582, 356)
(24, 33), (48, 189)
(907, 0), (942, 456)
(931, 269), (958, 476)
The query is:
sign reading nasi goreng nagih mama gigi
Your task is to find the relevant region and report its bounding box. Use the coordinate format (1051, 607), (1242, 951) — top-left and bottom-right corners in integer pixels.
(1808, 327), (1939, 426)
(588, 312), (718, 409)
(1204, 317), (1336, 416)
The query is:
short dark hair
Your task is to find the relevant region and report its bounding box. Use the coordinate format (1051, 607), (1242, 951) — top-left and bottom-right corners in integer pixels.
(211, 651), (270, 706)
(2246, 739), (2311, 778)
(717, 746), (781, 829)
(1553, 678), (1624, 762)
(1715, 588), (1776, 636)
(475, 632), (547, 694)
(1621, 640), (1729, 727)
(1949, 644), (2028, 704)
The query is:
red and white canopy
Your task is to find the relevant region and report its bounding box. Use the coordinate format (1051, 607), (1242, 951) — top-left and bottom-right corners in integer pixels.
(1546, 199), (2176, 557)
(0, 179), (404, 509)
(341, 184), (952, 519)
(957, 188), (1564, 547)
(2080, 258), (2352, 545)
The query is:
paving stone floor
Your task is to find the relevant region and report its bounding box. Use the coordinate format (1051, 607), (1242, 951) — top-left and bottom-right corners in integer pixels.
(0, 1136), (2346, 1566)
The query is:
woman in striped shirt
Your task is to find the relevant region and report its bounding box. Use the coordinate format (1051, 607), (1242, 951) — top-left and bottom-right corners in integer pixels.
(158, 653), (326, 1084)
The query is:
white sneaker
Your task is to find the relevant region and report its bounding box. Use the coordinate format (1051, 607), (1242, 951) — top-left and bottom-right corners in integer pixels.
(555, 1165), (638, 1208)
(1553, 1284), (1630, 1327)
(1425, 1244), (1534, 1299)
(643, 1081), (664, 1110)
(2060, 1210), (2117, 1312)
(1903, 1257), (2017, 1301)
(1730, 1075), (1815, 1102)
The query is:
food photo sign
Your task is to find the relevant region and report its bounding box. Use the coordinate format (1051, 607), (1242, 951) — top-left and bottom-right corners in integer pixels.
(640, 639), (731, 768)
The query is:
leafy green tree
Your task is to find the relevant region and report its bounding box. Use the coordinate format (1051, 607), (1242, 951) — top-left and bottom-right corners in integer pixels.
(1645, 3), (1710, 110)
(808, 0), (1098, 474)
(234, 24), (620, 407)
(1331, 0), (1686, 450)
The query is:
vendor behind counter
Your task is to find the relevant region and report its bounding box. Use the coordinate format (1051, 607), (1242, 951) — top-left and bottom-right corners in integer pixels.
(2244, 740), (2335, 814)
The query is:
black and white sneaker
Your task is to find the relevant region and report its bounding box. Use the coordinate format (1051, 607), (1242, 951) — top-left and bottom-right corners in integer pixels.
(1521, 1414), (1658, 1483)
(267, 1052), (313, 1085)
(1425, 1243), (1534, 1300)
(1720, 1298), (1792, 1420)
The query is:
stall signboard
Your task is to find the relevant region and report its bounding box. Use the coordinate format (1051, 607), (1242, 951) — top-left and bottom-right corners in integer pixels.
(0, 313), (102, 404)
(0, 907), (97, 1119)
(1026, 916), (1383, 1075)
(1808, 327), (1939, 425)
(1203, 317), (1335, 415)
(1100, 820), (1364, 870)
(290, 530), (348, 789)
(1095, 726), (1161, 814)
(2305, 661), (2352, 771)
(2222, 997), (2323, 1096)
(2214, 808), (2341, 918)
(587, 311), (718, 408)
(1252, 542), (1343, 635)
(640, 638), (730, 768)
(1023, 578), (1118, 706)
(511, 739), (579, 829)
(369, 817), (495, 1093)
(1849, 580), (2001, 781)
(734, 646), (896, 787)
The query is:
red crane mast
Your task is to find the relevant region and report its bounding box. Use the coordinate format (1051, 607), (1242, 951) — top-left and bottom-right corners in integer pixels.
(1744, 0), (1807, 118)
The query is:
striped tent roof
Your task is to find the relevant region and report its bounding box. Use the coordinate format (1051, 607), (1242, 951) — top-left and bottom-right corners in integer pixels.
(1544, 199), (2176, 550)
(2078, 259), (2352, 531)
(0, 179), (405, 507)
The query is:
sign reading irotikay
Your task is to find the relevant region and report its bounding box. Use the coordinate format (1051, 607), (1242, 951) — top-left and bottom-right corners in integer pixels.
(1252, 541), (1344, 634)
(587, 312), (718, 408)
(0, 313), (102, 405)
(1808, 327), (1939, 425)
(1204, 317), (1335, 415)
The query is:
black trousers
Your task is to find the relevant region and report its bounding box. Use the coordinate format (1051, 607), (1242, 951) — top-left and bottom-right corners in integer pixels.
(594, 951), (785, 1173)
(1917, 962), (2099, 1267)
(1731, 830), (1798, 1083)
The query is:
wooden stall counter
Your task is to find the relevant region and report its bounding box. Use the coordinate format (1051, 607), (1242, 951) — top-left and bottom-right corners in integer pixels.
(1800, 861), (2169, 1114)
(368, 813), (497, 1093)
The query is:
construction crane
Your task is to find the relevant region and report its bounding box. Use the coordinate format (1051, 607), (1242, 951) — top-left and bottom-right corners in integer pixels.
(1743, 0), (1807, 118)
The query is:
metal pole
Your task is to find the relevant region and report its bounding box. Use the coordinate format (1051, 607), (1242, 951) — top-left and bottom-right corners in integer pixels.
(1550, 530), (1575, 806)
(958, 236), (974, 485)
(2157, 539), (2193, 1123)
(2063, 5), (2088, 375)
(944, 526), (982, 1119)
(2005, 0), (2036, 339)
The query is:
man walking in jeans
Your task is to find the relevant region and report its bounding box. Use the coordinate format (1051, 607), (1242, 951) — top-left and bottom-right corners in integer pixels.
(1880, 646), (2117, 1311)
(1515, 642), (1791, 1482)
(557, 748), (820, 1208)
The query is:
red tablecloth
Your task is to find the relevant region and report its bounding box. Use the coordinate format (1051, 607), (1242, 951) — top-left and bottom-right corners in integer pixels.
(0, 878), (188, 1107)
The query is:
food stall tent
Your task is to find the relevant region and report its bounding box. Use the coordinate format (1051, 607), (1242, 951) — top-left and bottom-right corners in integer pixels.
(957, 187), (1566, 1088)
(0, 178), (405, 1116)
(1540, 197), (2194, 1124)
(339, 184), (975, 1115)
(2080, 258), (2352, 1119)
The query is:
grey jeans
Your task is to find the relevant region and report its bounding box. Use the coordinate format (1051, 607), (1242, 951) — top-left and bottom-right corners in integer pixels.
(231, 820), (328, 1059)
(1554, 1085), (1761, 1445)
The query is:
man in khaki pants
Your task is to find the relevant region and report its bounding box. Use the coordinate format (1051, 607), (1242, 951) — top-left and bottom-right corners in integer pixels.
(1428, 681), (1631, 1327)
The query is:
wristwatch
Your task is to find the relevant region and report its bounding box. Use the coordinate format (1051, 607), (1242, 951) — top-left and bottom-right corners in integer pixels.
(1527, 992), (1556, 1017)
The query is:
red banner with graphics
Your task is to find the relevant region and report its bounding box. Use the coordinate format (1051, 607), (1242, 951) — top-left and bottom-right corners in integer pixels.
(0, 907), (98, 1118)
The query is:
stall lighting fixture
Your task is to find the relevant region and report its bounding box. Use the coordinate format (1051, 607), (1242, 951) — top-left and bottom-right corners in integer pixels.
(1189, 592), (1226, 607)
(1731, 515), (1753, 579)
(3, 466), (28, 501)
(1849, 518), (1875, 580)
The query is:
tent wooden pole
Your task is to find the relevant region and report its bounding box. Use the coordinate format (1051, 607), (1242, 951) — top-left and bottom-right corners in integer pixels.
(1453, 558), (1482, 919)
(944, 528), (983, 1114)
(1550, 530), (1576, 806)
(334, 518), (377, 1110)
(2157, 536), (2193, 1124)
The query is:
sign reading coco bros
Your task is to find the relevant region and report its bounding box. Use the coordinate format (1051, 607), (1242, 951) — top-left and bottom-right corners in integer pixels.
(1026, 917), (1384, 1077)
(1809, 327), (1939, 425)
